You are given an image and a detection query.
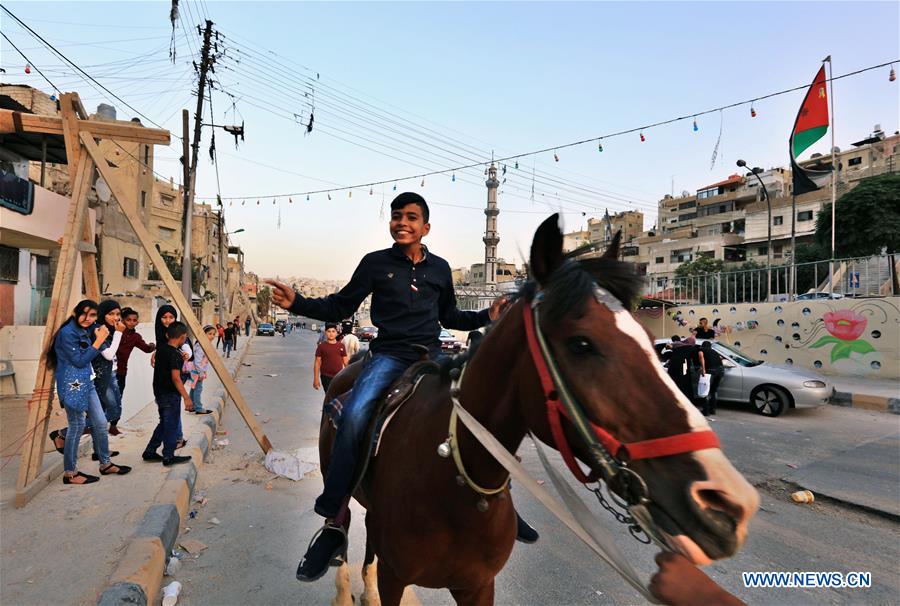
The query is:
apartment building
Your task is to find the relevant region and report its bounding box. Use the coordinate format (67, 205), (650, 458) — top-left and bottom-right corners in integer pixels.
(562, 229), (591, 253)
(587, 211), (644, 246)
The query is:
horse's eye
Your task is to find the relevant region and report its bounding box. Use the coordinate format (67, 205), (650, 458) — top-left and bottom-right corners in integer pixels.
(566, 336), (596, 356)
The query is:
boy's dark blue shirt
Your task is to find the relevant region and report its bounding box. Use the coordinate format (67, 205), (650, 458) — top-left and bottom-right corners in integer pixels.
(289, 244), (489, 362)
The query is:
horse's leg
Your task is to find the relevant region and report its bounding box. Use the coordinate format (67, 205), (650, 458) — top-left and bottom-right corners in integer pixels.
(376, 560), (406, 606)
(449, 580), (495, 606)
(331, 562), (353, 606)
(361, 532), (380, 606)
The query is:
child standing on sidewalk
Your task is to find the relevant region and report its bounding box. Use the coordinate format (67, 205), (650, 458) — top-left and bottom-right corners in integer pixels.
(185, 325), (216, 415)
(313, 323), (347, 392)
(115, 307), (155, 399)
(142, 321), (193, 466)
(223, 322), (235, 358)
(216, 323), (225, 350)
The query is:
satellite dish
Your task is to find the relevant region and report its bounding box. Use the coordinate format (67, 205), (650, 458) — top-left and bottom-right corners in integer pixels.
(95, 176), (112, 202)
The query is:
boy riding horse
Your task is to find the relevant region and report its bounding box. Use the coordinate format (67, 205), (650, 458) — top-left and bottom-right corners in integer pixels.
(267, 192), (538, 582)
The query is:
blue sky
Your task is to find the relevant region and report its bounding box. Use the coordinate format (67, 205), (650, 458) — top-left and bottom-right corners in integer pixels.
(3, 1), (898, 279)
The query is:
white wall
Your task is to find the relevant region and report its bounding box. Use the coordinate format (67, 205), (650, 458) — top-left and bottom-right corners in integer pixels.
(12, 250), (31, 325)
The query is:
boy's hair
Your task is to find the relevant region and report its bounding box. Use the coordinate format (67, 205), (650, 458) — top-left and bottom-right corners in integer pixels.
(121, 307), (138, 320)
(671, 335), (681, 342)
(227, 321), (233, 326)
(390, 192), (429, 223)
(203, 324), (216, 333)
(166, 321), (188, 340)
(324, 323), (338, 331)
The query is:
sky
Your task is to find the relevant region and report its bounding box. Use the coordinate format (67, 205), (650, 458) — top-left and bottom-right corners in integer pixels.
(2, 1), (898, 280)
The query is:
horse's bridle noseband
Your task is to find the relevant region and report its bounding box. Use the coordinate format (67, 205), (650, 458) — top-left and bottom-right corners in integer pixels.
(522, 287), (720, 507)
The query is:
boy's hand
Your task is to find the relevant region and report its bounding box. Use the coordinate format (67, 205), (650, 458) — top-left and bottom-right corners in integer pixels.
(94, 325), (110, 345)
(650, 552), (744, 606)
(488, 296), (510, 321)
(265, 279), (296, 309)
(183, 396), (193, 412)
(150, 352), (156, 367)
(114, 319), (125, 333)
(313, 378), (320, 391)
(181, 351), (190, 361)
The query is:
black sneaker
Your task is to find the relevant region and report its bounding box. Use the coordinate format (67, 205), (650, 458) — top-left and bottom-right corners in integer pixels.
(162, 455), (192, 466)
(92, 451), (120, 461)
(516, 512), (539, 544)
(296, 525), (347, 582)
(142, 452), (164, 462)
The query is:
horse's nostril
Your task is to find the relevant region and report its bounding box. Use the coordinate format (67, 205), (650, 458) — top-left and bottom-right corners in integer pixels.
(695, 488), (744, 528)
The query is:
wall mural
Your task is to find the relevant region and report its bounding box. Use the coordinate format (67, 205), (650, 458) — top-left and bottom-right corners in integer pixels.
(637, 298), (900, 380)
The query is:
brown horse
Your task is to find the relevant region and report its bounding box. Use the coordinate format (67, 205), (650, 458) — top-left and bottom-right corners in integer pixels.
(319, 214), (758, 605)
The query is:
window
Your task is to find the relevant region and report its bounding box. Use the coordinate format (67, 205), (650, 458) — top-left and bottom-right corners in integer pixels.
(678, 201), (696, 210)
(847, 157), (862, 167)
(655, 256), (664, 264)
(143, 145), (150, 166)
(773, 216), (784, 226)
(160, 194), (175, 207)
(159, 226), (176, 240)
(679, 212), (697, 221)
(798, 210), (814, 222)
(123, 257), (138, 278)
(0, 246), (19, 282)
(757, 246), (768, 256)
(140, 190), (147, 207)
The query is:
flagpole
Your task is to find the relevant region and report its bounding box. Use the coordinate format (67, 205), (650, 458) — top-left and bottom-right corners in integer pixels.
(826, 55), (836, 296)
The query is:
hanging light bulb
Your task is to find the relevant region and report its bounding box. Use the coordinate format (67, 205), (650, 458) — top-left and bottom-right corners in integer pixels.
(241, 200), (245, 206)
(514, 159), (519, 170)
(393, 182), (397, 191)
(693, 117), (699, 132)
(451, 172), (456, 182)
(553, 151), (559, 162)
(328, 193), (332, 200)
(750, 104), (757, 118)
(349, 190), (352, 198)
(24, 64), (31, 74)
(229, 201), (233, 206)
(369, 186), (373, 195)
(256, 200), (260, 205)
(272, 198), (276, 205)
(597, 141), (603, 152)
(640, 132), (646, 142)
(420, 178), (425, 187)
(890, 66), (896, 82)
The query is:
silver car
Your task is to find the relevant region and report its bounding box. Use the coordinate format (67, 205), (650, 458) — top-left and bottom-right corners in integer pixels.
(655, 339), (834, 417)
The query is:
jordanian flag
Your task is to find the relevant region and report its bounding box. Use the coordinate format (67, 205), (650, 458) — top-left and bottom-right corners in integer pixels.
(790, 65), (831, 195)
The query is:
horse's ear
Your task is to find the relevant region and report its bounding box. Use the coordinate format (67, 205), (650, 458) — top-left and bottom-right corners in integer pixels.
(530, 214), (564, 286)
(603, 230), (622, 260)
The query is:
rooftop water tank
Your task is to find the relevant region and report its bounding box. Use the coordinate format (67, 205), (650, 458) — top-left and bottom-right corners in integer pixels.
(96, 103), (116, 120)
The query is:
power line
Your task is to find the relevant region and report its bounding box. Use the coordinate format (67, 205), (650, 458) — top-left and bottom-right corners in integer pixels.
(0, 30), (60, 93)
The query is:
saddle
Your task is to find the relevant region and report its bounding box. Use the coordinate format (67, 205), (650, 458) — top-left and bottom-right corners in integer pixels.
(325, 345), (440, 495)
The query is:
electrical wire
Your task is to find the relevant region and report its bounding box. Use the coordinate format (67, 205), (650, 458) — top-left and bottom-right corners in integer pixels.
(0, 29), (60, 93)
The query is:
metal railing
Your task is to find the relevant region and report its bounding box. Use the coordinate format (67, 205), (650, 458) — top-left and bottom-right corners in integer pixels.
(645, 253), (898, 304)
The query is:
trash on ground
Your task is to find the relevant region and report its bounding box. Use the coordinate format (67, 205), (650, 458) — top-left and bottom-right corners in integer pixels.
(194, 497), (208, 507)
(264, 449), (317, 481)
(209, 517), (221, 525)
(536, 480), (545, 486)
(165, 557), (181, 576)
(162, 580), (182, 606)
(265, 482), (273, 491)
(242, 363), (252, 366)
(786, 463), (799, 469)
(213, 439), (230, 449)
(188, 510), (198, 519)
(171, 549), (183, 559)
(179, 539), (208, 554)
(215, 429), (228, 436)
(265, 373), (278, 377)
(263, 417), (271, 424)
(791, 490), (815, 504)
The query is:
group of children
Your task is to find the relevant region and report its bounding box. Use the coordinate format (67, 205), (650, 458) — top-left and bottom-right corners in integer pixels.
(214, 318), (243, 358)
(48, 300), (219, 485)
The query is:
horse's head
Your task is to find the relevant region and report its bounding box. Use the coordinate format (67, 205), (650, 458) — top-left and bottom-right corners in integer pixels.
(516, 214), (758, 565)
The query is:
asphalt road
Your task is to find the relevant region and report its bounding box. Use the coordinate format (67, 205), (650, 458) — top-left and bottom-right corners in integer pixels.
(172, 331), (899, 606)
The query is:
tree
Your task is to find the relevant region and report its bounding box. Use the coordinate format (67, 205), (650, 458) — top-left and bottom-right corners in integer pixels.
(815, 172), (900, 291)
(673, 257), (725, 304)
(256, 285), (272, 319)
(674, 256), (725, 278)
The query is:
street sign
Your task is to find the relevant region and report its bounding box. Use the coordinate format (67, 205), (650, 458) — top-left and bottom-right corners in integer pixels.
(848, 271), (860, 289)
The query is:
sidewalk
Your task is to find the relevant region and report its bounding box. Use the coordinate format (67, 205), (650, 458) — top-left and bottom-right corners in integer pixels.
(0, 337), (251, 606)
(830, 376), (899, 414)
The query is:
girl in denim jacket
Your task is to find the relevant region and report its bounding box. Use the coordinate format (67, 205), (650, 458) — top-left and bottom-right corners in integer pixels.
(47, 300), (131, 484)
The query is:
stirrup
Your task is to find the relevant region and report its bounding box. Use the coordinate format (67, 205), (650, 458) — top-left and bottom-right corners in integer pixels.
(306, 522), (349, 567)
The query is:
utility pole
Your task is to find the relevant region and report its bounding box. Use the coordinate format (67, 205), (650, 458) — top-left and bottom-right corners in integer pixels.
(181, 19), (214, 307)
(218, 209), (225, 323)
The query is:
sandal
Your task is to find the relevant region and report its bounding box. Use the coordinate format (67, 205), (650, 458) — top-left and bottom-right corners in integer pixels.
(100, 463), (132, 476)
(49, 430), (65, 454)
(63, 471), (100, 485)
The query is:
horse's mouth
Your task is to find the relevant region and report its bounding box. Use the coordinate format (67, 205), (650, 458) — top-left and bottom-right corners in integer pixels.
(647, 500), (739, 565)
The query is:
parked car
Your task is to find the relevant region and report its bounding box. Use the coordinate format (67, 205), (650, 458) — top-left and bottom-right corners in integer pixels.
(257, 322), (275, 336)
(439, 329), (462, 354)
(654, 339), (833, 417)
(795, 292), (845, 300)
(358, 326), (378, 342)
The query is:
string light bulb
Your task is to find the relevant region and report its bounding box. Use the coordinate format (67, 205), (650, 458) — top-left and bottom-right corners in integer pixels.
(514, 160), (519, 170)
(598, 141), (603, 152)
(420, 178), (425, 187)
(272, 198), (276, 205)
(328, 193), (332, 200)
(890, 66), (896, 82)
(393, 182), (397, 191)
(24, 64), (31, 74)
(640, 132), (646, 142)
(349, 190), (352, 198)
(241, 200), (245, 206)
(451, 172), (456, 182)
(750, 104), (757, 118)
(256, 200), (260, 205)
(369, 186), (373, 195)
(693, 118), (699, 132)
(553, 151), (559, 162)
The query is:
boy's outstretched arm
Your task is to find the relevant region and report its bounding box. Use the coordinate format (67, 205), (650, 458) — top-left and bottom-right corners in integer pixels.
(650, 553), (744, 606)
(266, 256), (372, 322)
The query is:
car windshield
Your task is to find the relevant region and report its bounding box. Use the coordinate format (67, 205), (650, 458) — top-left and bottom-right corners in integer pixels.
(440, 330), (452, 338)
(712, 341), (762, 367)
(260, 323), (273, 328)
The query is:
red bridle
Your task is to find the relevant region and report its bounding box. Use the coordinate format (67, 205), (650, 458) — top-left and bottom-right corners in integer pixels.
(521, 299), (721, 485)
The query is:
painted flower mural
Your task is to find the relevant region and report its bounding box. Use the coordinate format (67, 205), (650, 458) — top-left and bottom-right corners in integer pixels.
(811, 310), (875, 362)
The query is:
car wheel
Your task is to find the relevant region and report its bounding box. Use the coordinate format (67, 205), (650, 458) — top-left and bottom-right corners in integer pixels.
(751, 386), (788, 417)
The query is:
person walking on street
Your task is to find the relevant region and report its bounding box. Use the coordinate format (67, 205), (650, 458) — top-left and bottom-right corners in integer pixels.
(700, 341), (724, 416)
(223, 322), (235, 358)
(266, 191), (537, 582)
(314, 323), (347, 392)
(216, 323), (225, 350)
(232, 317), (239, 349)
(339, 320), (360, 358)
(245, 317), (251, 336)
(47, 300), (131, 484)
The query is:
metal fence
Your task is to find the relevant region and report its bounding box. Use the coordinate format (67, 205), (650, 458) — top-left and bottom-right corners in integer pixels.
(646, 254), (898, 304)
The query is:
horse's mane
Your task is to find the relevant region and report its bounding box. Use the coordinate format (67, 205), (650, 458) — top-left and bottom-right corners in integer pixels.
(440, 251), (643, 381)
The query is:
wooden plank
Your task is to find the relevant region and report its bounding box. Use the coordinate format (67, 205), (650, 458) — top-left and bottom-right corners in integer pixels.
(15, 154), (95, 496)
(81, 132), (273, 455)
(0, 110), (170, 145)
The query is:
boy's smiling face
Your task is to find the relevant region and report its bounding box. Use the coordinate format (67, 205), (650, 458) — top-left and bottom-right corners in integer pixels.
(390, 203), (430, 246)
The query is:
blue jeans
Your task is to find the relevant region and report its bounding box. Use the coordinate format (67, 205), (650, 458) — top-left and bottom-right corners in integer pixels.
(144, 392), (182, 459)
(63, 389), (110, 472)
(224, 341), (233, 357)
(315, 353), (408, 518)
(97, 376), (123, 425)
(190, 379), (205, 412)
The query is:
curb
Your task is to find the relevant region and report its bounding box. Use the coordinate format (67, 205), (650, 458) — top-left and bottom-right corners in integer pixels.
(830, 390), (899, 415)
(97, 339), (252, 606)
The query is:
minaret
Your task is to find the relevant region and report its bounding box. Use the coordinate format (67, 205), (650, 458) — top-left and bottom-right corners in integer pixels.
(483, 163), (500, 288)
